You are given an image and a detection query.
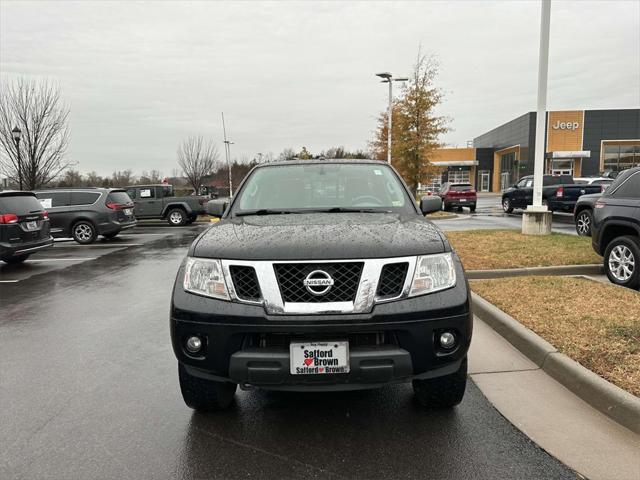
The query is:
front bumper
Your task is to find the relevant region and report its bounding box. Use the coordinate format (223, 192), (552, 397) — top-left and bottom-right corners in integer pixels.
(171, 268), (472, 389)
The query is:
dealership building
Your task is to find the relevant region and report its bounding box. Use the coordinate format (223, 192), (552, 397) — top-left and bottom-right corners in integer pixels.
(428, 108), (640, 192)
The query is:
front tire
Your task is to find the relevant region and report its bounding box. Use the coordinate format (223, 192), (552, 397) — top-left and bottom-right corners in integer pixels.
(178, 363), (237, 411)
(604, 236), (639, 290)
(167, 208), (187, 226)
(413, 357), (467, 408)
(502, 197), (514, 213)
(72, 221), (97, 244)
(575, 210), (593, 237)
(2, 254), (29, 264)
(469, 205), (476, 213)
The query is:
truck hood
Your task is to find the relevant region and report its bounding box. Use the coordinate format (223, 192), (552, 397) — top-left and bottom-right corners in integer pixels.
(192, 213), (446, 260)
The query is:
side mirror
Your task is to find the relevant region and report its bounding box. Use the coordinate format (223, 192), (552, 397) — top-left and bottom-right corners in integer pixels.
(420, 196), (442, 215)
(205, 199), (227, 218)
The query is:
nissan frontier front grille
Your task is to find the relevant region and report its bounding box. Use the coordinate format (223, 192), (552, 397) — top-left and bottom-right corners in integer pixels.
(273, 262), (364, 303)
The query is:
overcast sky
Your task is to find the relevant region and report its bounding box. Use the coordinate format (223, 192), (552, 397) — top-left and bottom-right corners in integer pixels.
(1, 0), (639, 176)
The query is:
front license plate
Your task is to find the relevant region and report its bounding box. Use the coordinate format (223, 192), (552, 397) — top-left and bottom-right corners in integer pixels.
(25, 221), (38, 231)
(124, 208), (133, 216)
(290, 341), (350, 375)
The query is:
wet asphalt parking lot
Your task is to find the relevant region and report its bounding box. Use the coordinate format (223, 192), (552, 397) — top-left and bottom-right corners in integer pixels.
(0, 218), (579, 479)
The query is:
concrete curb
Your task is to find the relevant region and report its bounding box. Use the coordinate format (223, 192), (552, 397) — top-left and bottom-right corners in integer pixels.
(467, 264), (603, 279)
(472, 292), (640, 435)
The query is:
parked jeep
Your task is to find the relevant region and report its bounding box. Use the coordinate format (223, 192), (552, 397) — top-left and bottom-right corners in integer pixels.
(171, 160), (472, 411)
(125, 184), (206, 226)
(591, 167), (640, 289)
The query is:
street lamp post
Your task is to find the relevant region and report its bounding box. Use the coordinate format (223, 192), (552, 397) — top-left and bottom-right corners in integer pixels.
(522, 0), (553, 235)
(375, 72), (408, 165)
(221, 112), (234, 197)
(224, 140), (234, 197)
(11, 126), (22, 190)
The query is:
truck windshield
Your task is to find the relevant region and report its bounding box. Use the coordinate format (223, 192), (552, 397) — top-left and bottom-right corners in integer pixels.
(231, 163), (415, 216)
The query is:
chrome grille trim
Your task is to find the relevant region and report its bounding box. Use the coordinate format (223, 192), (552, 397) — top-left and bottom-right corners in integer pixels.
(220, 257), (417, 315)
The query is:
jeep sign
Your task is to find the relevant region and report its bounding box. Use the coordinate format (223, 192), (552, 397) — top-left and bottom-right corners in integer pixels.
(552, 121), (580, 130)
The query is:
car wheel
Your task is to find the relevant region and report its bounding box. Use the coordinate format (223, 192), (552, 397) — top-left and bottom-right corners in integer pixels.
(103, 232), (119, 240)
(178, 363), (236, 411)
(502, 197), (513, 213)
(167, 208), (187, 226)
(2, 254), (29, 264)
(604, 236), (640, 290)
(469, 205), (476, 213)
(575, 210), (592, 237)
(412, 357), (467, 408)
(72, 221), (97, 244)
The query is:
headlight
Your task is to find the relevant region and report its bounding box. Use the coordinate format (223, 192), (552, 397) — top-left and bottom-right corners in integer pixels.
(409, 253), (456, 297)
(183, 257), (229, 300)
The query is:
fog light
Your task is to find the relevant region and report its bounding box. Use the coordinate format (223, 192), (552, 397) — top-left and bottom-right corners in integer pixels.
(439, 332), (456, 349)
(186, 336), (202, 353)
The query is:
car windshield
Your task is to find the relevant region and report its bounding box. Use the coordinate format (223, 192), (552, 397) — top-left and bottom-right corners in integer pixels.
(231, 163), (415, 216)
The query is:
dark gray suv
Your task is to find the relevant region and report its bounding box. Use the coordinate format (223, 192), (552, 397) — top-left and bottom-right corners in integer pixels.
(33, 188), (136, 244)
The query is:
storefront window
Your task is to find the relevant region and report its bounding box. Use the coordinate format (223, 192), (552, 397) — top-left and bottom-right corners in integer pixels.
(499, 152), (519, 190)
(602, 143), (640, 172)
(447, 169), (470, 184)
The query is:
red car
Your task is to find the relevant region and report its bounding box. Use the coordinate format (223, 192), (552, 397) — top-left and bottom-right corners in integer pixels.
(438, 182), (477, 212)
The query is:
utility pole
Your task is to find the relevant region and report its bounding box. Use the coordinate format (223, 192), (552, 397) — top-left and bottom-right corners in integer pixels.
(221, 112), (234, 197)
(375, 73), (408, 165)
(523, 0), (553, 235)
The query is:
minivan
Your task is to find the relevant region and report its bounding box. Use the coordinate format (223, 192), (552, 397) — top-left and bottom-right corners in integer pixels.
(33, 188), (136, 244)
(0, 190), (53, 263)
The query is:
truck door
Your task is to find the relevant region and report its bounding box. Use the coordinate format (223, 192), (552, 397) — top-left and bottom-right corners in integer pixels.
(514, 177), (532, 207)
(136, 187), (161, 217)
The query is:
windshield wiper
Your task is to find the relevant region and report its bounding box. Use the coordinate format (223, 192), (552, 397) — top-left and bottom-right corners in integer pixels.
(314, 207), (393, 214)
(234, 209), (296, 217)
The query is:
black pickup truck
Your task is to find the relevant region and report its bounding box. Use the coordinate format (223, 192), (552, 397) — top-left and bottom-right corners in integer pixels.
(501, 175), (604, 213)
(171, 160), (472, 411)
(125, 184), (207, 226)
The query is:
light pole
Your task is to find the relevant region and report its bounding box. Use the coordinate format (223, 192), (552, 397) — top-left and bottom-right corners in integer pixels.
(224, 140), (234, 197)
(221, 112), (234, 197)
(522, 0), (552, 235)
(376, 72), (408, 165)
(11, 126), (22, 190)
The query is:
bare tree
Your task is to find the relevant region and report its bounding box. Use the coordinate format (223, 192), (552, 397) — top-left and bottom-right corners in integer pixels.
(0, 78), (71, 189)
(111, 169), (135, 187)
(177, 136), (219, 193)
(85, 171), (102, 187)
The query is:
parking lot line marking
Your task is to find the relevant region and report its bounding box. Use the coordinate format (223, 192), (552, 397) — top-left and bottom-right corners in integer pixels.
(29, 257), (99, 262)
(54, 243), (143, 247)
(0, 280), (20, 283)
